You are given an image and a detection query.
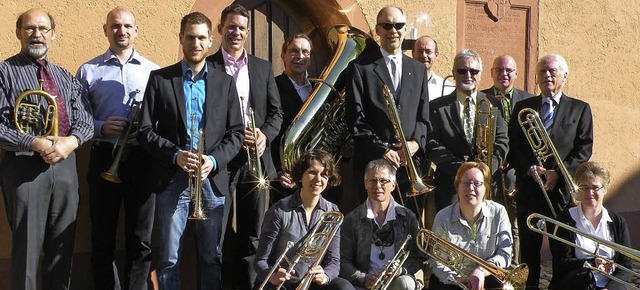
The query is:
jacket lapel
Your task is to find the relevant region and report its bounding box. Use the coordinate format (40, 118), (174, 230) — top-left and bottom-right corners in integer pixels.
(171, 63), (188, 130)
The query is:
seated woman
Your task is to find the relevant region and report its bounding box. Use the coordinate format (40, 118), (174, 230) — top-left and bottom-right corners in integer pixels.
(254, 149), (354, 289)
(549, 161), (633, 290)
(429, 161), (513, 290)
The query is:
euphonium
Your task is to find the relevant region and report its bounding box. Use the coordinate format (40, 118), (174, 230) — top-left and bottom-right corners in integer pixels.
(517, 108), (579, 217)
(417, 228), (529, 289)
(14, 81), (58, 136)
(474, 98), (495, 186)
(100, 97), (142, 183)
(370, 235), (412, 290)
(188, 114), (206, 220)
(281, 25), (368, 172)
(381, 84), (434, 198)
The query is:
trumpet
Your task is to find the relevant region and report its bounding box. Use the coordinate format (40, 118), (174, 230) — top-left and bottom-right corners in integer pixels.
(370, 235), (412, 290)
(517, 108), (579, 217)
(188, 114), (206, 220)
(475, 98), (496, 188)
(417, 228), (528, 289)
(527, 213), (640, 290)
(101, 96), (142, 183)
(381, 84), (434, 198)
(14, 81), (58, 136)
(247, 107), (270, 194)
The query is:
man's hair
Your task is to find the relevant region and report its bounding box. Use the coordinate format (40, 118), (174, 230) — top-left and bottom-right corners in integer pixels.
(280, 33), (313, 55)
(575, 161), (610, 189)
(453, 49), (482, 69)
(180, 12), (212, 36)
(364, 159), (397, 182)
(376, 5), (405, 23)
(291, 149), (341, 188)
(414, 35), (438, 54)
(537, 54), (569, 75)
(453, 161), (492, 199)
(16, 10), (56, 31)
(220, 3), (250, 25)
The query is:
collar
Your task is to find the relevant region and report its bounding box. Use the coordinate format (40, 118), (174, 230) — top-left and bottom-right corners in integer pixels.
(493, 87), (514, 98)
(428, 72), (442, 84)
(541, 91), (562, 105)
(574, 205), (613, 227)
(103, 48), (141, 65)
(19, 52), (47, 66)
(456, 90), (478, 104)
(222, 47), (248, 66)
(365, 196), (397, 227)
(288, 190), (331, 212)
(449, 201), (493, 227)
(180, 60), (208, 80)
(380, 48), (402, 64)
(287, 75), (312, 88)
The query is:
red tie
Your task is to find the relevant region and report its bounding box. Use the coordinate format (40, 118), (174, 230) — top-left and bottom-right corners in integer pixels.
(35, 59), (70, 136)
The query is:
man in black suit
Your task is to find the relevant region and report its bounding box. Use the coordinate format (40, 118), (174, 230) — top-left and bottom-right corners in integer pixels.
(508, 54), (593, 289)
(428, 49), (509, 211)
(136, 12), (244, 290)
(205, 4), (283, 289)
(344, 5), (430, 206)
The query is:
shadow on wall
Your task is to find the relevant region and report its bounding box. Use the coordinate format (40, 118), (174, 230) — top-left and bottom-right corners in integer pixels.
(604, 169), (640, 249)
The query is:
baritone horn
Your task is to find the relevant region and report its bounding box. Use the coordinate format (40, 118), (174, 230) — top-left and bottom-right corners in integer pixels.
(14, 81), (58, 136)
(101, 94), (142, 183)
(527, 213), (640, 290)
(417, 228), (529, 289)
(475, 98), (495, 186)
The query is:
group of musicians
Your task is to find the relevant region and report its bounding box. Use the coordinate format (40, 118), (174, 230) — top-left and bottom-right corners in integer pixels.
(0, 3), (633, 290)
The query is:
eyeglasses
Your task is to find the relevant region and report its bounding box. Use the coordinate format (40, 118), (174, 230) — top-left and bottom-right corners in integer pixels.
(287, 48), (311, 57)
(455, 68), (481, 75)
(578, 185), (604, 192)
(22, 26), (53, 35)
(377, 22), (406, 30)
(367, 178), (393, 185)
(460, 181), (484, 188)
(492, 67), (516, 74)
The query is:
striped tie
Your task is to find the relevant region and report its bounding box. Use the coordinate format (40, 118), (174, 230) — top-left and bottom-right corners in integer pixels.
(541, 99), (554, 132)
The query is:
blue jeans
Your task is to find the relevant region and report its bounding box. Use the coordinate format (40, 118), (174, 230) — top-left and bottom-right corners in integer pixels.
(155, 171), (224, 290)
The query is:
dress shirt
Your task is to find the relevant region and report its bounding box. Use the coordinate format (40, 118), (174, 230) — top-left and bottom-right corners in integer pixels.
(430, 200), (512, 284)
(76, 49), (159, 142)
(365, 197), (398, 273)
(0, 53), (93, 152)
(456, 90), (478, 123)
(221, 48), (251, 125)
(428, 73), (455, 101)
(541, 91), (562, 109)
(380, 48), (402, 88)
(569, 206), (615, 287)
(288, 76), (312, 102)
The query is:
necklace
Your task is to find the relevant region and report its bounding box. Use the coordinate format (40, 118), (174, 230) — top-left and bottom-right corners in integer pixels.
(378, 246), (386, 260)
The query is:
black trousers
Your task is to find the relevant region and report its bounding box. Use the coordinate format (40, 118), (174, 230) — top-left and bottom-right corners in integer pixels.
(87, 143), (155, 290)
(428, 274), (503, 290)
(1, 151), (79, 290)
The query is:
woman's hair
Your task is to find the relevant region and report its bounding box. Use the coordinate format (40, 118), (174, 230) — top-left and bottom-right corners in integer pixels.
(574, 161), (610, 188)
(290, 149), (341, 188)
(453, 161), (492, 199)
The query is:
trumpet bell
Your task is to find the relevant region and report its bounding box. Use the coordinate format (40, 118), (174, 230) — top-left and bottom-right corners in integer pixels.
(100, 171), (122, 183)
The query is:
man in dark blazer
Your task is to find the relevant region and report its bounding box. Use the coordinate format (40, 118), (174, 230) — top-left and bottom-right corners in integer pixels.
(205, 4), (283, 289)
(344, 5), (430, 206)
(508, 54), (593, 289)
(428, 49), (509, 212)
(137, 12), (244, 290)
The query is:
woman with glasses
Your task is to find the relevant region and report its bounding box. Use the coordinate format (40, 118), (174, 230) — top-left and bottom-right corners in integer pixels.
(429, 161), (513, 290)
(548, 161), (632, 290)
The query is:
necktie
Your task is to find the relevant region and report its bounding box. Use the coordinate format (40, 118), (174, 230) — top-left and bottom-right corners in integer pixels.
(464, 96), (475, 143)
(389, 57), (399, 90)
(35, 59), (70, 136)
(541, 98), (554, 132)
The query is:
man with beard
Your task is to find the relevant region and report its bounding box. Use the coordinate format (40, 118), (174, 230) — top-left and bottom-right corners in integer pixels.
(428, 49), (508, 212)
(0, 8), (94, 290)
(412, 36), (455, 101)
(136, 12), (243, 290)
(206, 4), (283, 289)
(76, 7), (159, 290)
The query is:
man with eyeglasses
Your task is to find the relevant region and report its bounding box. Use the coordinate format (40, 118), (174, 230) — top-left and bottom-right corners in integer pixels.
(344, 5), (430, 206)
(340, 159), (423, 290)
(428, 49), (508, 212)
(507, 54), (593, 289)
(0, 8), (94, 290)
(412, 36), (455, 101)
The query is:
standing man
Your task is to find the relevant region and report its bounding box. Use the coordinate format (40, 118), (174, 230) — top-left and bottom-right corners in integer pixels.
(508, 54), (593, 289)
(340, 159), (422, 290)
(344, 5), (430, 204)
(0, 8), (94, 290)
(411, 35), (454, 101)
(76, 7), (159, 290)
(136, 12), (244, 290)
(428, 49), (508, 212)
(206, 4), (283, 289)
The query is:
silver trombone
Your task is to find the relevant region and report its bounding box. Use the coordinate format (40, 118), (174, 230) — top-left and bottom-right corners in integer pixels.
(527, 213), (640, 290)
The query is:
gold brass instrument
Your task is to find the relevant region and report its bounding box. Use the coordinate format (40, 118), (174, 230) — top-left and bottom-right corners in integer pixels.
(517, 108), (579, 217)
(281, 25), (368, 172)
(14, 81), (58, 136)
(188, 114), (206, 220)
(370, 235), (412, 290)
(417, 228), (529, 289)
(381, 84), (434, 198)
(247, 107), (270, 194)
(527, 213), (640, 290)
(474, 98), (496, 188)
(275, 211), (343, 290)
(257, 241), (295, 290)
(101, 95), (142, 183)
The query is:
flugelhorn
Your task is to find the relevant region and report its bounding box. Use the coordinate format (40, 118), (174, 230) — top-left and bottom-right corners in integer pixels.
(381, 84), (434, 198)
(370, 235), (412, 290)
(100, 96), (142, 183)
(527, 213), (640, 290)
(188, 114), (206, 220)
(14, 80), (58, 136)
(417, 228), (528, 289)
(517, 108), (579, 217)
(475, 98), (495, 188)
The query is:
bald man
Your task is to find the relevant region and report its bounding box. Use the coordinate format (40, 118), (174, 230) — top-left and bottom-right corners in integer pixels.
(481, 55), (533, 123)
(77, 7), (159, 289)
(412, 36), (454, 101)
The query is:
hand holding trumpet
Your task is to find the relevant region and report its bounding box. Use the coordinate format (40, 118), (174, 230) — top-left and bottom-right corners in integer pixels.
(177, 150), (213, 180)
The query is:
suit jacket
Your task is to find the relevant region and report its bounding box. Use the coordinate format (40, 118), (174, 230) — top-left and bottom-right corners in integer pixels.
(481, 86), (534, 121)
(272, 72), (306, 172)
(137, 61), (244, 196)
(207, 51), (283, 179)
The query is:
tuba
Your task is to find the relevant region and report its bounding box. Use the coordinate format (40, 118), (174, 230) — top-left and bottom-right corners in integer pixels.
(417, 228), (529, 289)
(474, 98), (495, 187)
(188, 114), (206, 220)
(517, 108), (579, 217)
(100, 96), (142, 183)
(370, 235), (412, 290)
(14, 81), (58, 136)
(280, 25), (368, 173)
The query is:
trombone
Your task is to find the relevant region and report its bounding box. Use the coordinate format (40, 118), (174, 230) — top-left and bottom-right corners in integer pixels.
(527, 213), (640, 290)
(475, 98), (496, 188)
(188, 114), (206, 220)
(417, 228), (529, 289)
